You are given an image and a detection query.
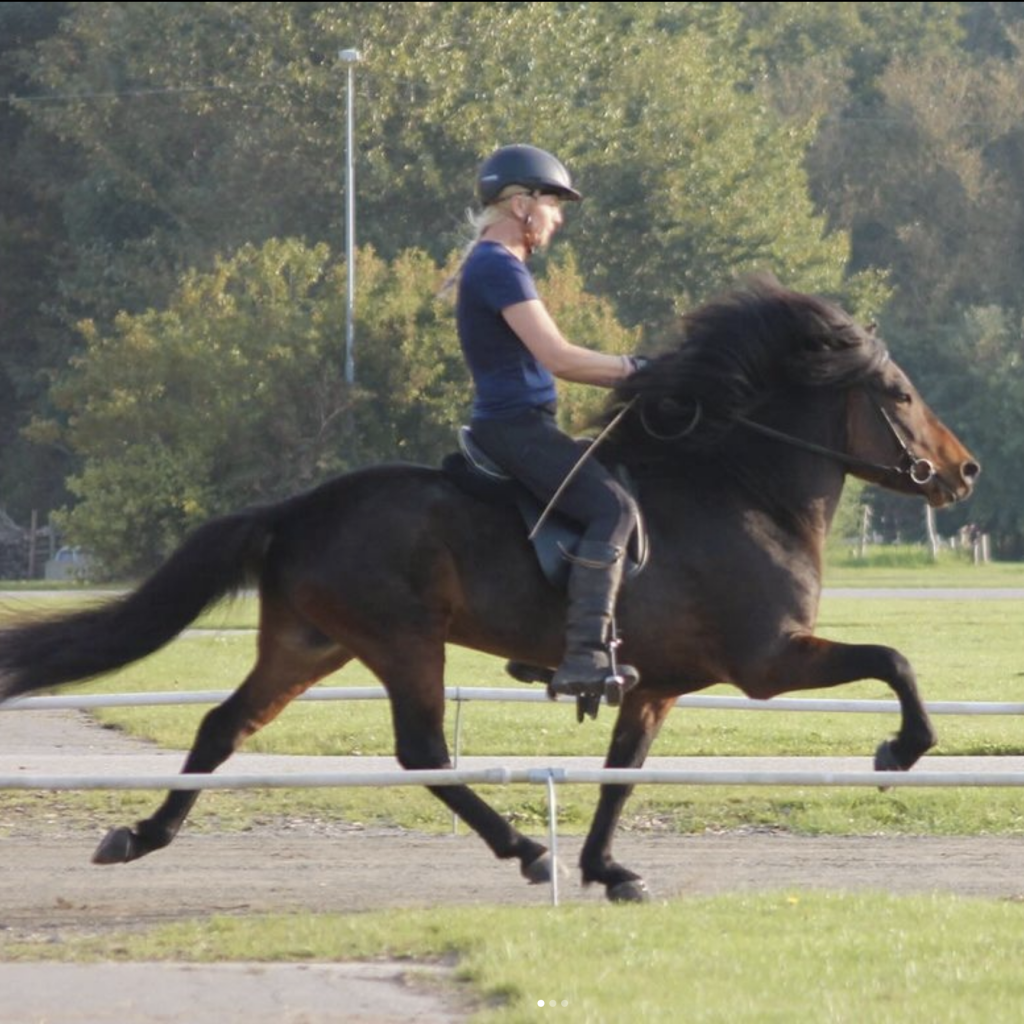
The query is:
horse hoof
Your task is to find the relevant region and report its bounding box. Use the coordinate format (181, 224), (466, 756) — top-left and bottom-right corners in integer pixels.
(522, 851), (554, 885)
(874, 740), (909, 792)
(92, 826), (139, 865)
(874, 740), (905, 773)
(608, 879), (650, 903)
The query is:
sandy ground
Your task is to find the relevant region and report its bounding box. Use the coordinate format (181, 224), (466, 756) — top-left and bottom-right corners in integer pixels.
(3, 708), (1024, 1022)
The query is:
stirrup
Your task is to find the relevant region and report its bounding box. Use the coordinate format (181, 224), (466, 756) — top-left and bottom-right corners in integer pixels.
(547, 617), (639, 722)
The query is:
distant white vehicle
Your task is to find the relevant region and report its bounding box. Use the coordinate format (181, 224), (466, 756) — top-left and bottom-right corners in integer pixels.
(44, 546), (92, 581)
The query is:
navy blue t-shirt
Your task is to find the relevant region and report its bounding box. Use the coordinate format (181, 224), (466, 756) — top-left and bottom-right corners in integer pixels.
(457, 241), (558, 419)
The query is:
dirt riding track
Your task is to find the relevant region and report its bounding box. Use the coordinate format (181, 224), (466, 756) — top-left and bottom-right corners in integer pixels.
(6, 820), (1024, 933)
(3, 709), (1024, 1021)
(4, 708), (1024, 924)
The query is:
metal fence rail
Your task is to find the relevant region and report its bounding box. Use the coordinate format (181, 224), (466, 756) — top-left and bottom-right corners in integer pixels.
(5, 686), (1024, 716)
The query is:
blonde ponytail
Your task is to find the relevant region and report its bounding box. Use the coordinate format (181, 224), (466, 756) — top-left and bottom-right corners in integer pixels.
(440, 187), (527, 296)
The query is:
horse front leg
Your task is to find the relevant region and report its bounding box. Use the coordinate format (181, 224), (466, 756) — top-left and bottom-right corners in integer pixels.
(579, 690), (677, 902)
(749, 635), (936, 772)
(386, 674), (551, 884)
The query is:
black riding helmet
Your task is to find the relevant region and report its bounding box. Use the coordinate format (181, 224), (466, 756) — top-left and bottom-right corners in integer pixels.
(476, 144), (582, 206)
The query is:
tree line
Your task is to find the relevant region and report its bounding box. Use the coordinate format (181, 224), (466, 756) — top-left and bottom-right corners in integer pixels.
(2, 2), (1023, 575)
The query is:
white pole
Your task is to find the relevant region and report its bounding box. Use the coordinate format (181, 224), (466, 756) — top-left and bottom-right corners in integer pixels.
(545, 770), (560, 907)
(339, 49), (362, 385)
(3, 768), (1024, 792)
(925, 504), (939, 561)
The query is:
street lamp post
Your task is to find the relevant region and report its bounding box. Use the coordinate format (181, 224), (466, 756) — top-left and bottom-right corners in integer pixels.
(339, 48), (362, 385)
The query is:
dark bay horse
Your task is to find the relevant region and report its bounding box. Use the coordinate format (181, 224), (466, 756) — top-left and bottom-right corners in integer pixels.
(0, 279), (979, 901)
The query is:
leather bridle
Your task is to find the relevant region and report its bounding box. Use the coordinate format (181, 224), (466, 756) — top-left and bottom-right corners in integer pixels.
(733, 388), (939, 490)
(638, 382), (952, 497)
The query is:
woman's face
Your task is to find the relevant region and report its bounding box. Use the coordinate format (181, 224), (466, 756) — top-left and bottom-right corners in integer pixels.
(523, 193), (564, 248)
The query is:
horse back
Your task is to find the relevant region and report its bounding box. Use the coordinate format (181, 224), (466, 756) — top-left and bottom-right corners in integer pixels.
(262, 463), (567, 660)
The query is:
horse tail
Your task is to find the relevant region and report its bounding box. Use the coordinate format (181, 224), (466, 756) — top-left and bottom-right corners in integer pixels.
(0, 507), (275, 702)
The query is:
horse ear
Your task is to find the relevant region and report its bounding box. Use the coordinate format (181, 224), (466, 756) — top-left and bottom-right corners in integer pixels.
(866, 321), (878, 335)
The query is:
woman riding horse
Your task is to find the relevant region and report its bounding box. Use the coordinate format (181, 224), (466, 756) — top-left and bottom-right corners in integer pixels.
(0, 277), (980, 900)
(454, 144), (646, 699)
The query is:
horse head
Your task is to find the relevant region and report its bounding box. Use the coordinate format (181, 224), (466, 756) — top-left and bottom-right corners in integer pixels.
(608, 275), (980, 507)
(844, 352), (980, 507)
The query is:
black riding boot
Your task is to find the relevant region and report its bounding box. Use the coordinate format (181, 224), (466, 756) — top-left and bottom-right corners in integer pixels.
(549, 540), (638, 697)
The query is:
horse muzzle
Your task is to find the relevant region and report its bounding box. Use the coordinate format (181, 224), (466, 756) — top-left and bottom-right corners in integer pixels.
(926, 458), (981, 507)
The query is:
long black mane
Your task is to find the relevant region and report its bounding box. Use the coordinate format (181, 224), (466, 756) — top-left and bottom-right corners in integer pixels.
(604, 276), (889, 462)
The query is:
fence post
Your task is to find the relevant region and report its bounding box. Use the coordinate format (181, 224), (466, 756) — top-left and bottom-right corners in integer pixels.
(858, 505), (871, 559)
(545, 770), (560, 907)
(925, 505), (939, 561)
(27, 510), (38, 580)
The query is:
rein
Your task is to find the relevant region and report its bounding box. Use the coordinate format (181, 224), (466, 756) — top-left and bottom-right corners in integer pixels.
(636, 387), (942, 492)
(732, 392), (939, 490)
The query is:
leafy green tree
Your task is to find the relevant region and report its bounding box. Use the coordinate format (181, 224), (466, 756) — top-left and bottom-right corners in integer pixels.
(731, 4), (1024, 551)
(960, 2), (1024, 59)
(737, 2), (965, 104)
(19, 2), (863, 330)
(555, 5), (875, 328)
(347, 246), (469, 466)
(534, 250), (642, 433)
(16, 0), (1005, 564)
(937, 305), (1024, 556)
(44, 237), (637, 576)
(42, 238), (341, 573)
(807, 38), (1024, 551)
(0, 1), (77, 521)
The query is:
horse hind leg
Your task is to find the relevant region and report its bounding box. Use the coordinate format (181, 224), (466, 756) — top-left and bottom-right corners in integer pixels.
(92, 625), (351, 865)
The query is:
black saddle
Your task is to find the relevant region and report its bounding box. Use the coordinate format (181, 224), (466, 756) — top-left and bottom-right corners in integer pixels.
(441, 426), (648, 591)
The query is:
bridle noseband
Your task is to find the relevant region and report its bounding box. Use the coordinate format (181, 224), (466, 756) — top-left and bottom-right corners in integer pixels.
(872, 402), (938, 486)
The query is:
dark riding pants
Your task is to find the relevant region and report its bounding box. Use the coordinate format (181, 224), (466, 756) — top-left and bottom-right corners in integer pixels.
(471, 406), (638, 551)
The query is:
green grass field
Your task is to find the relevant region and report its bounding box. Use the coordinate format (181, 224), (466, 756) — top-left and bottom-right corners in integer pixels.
(6, 894), (1024, 1022)
(824, 553), (1024, 587)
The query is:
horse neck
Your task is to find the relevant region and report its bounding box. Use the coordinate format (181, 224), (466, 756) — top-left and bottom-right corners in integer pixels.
(625, 388), (850, 546)
(744, 390), (851, 528)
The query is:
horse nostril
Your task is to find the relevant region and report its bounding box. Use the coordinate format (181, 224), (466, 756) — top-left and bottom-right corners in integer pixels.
(962, 461), (981, 483)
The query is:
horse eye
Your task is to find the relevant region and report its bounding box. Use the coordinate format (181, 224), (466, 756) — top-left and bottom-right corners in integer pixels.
(878, 384), (912, 405)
